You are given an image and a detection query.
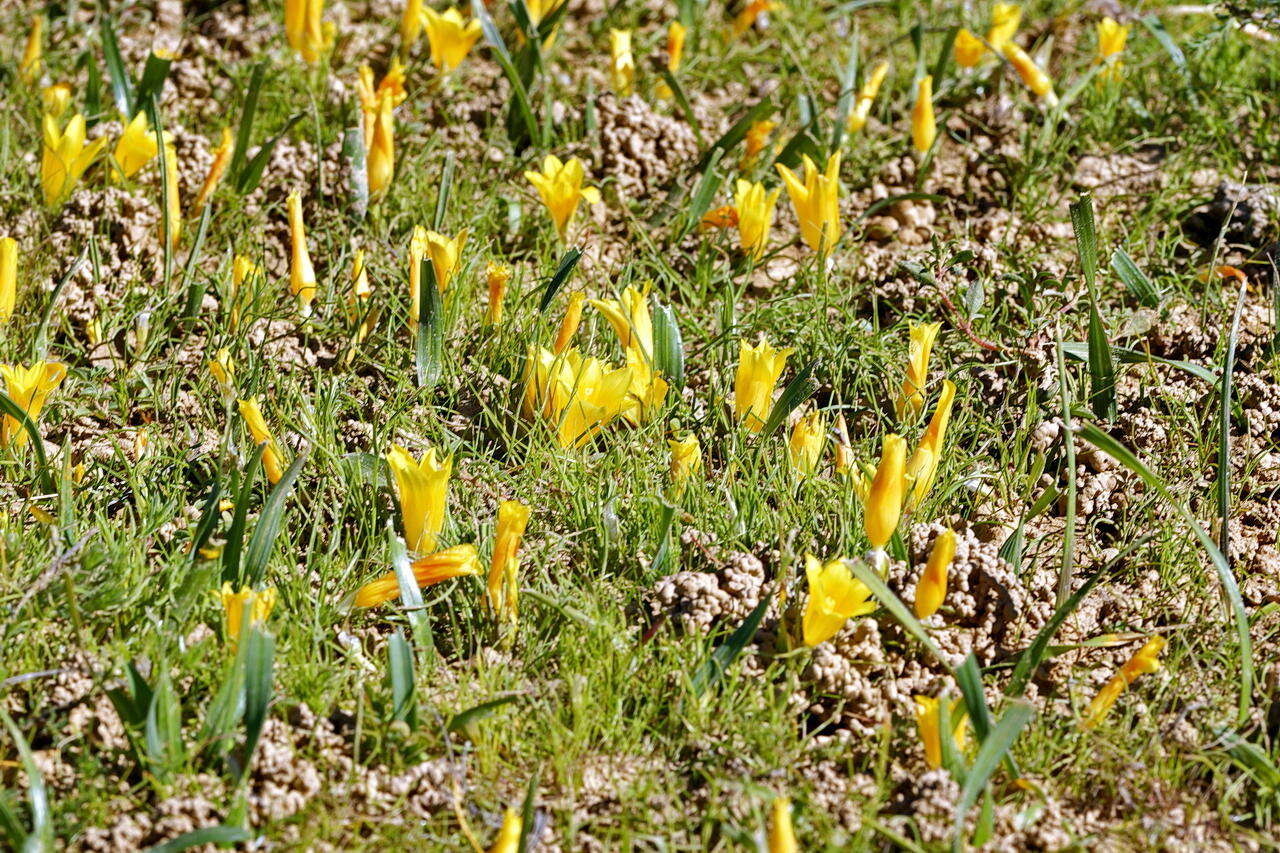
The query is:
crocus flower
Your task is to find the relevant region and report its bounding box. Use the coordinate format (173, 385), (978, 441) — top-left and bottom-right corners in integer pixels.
(358, 60), (409, 112)
(776, 152), (842, 254)
(865, 433), (906, 551)
(237, 397), (286, 484)
(733, 179), (781, 260)
(42, 82), (72, 118)
(905, 379), (956, 510)
(803, 554), (875, 646)
(219, 583), (277, 645)
(401, 0), (424, 49)
(767, 796), (797, 852)
(209, 348), (236, 403)
(609, 29), (635, 96)
(0, 237), (15, 324)
(621, 346), (669, 426)
(347, 249), (373, 335)
(424, 229), (467, 292)
(423, 7), (482, 73)
(734, 337), (794, 432)
(409, 225), (428, 331)
(1096, 17), (1129, 81)
(911, 75), (936, 154)
(386, 444), (452, 553)
(42, 113), (108, 208)
(488, 809), (523, 853)
(847, 60), (889, 133)
(112, 112), (158, 180)
(553, 291), (585, 354)
(589, 283), (653, 358)
(366, 91), (396, 200)
(194, 128), (233, 209)
(741, 119), (776, 169)
(733, 0), (780, 37)
(520, 346), (634, 448)
(986, 3), (1021, 51)
(487, 500), (529, 630)
(287, 191), (317, 316)
(667, 21), (687, 72)
(161, 142), (182, 250)
(915, 695), (970, 768)
(914, 528), (955, 619)
(669, 433), (702, 489)
(1082, 636), (1166, 728)
(1003, 43), (1057, 105)
(486, 262), (510, 325)
(0, 362), (67, 447)
(789, 410), (826, 477)
(353, 543), (480, 608)
(954, 28), (986, 67)
(525, 155), (601, 239)
(20, 15), (42, 84)
(832, 413), (854, 475)
(284, 0), (332, 64)
(895, 321), (942, 421)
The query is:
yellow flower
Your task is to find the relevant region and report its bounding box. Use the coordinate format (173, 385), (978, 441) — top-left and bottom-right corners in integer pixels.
(287, 191), (317, 316)
(520, 346), (634, 448)
(776, 152), (842, 254)
(401, 0), (424, 49)
(915, 695), (970, 769)
(194, 128), (233, 209)
(895, 321), (941, 421)
(668, 433), (702, 488)
(0, 237), (15, 324)
(111, 112), (158, 180)
(733, 179), (781, 260)
(1003, 43), (1057, 104)
(734, 337), (794, 432)
(914, 528), (955, 619)
(408, 225), (428, 331)
(986, 3), (1021, 51)
(386, 444), (452, 553)
(366, 91), (396, 200)
(486, 262), (511, 325)
(209, 348), (236, 401)
(0, 362), (67, 447)
(767, 795), (797, 852)
(525, 155), (601, 239)
(423, 7), (482, 73)
(733, 0), (780, 37)
(553, 291), (585, 354)
(353, 543), (480, 608)
(219, 583), (277, 645)
(488, 808), (523, 853)
(865, 433), (906, 550)
(237, 397), (286, 484)
(847, 60), (889, 133)
(1081, 636), (1166, 728)
(42, 113), (108, 208)
(284, 0), (332, 64)
(424, 229), (467, 292)
(42, 82), (72, 119)
(905, 379), (956, 510)
(788, 410), (826, 477)
(832, 413), (854, 475)
(621, 346), (669, 426)
(667, 21), (687, 72)
(230, 254), (261, 329)
(954, 28), (986, 68)
(486, 500), (530, 629)
(911, 75), (936, 154)
(21, 15), (42, 84)
(741, 119), (776, 169)
(589, 284), (653, 358)
(525, 0), (565, 25)
(1096, 17), (1129, 81)
(609, 29), (635, 96)
(803, 554), (875, 646)
(358, 60), (409, 113)
(161, 142), (182, 250)
(350, 248), (372, 302)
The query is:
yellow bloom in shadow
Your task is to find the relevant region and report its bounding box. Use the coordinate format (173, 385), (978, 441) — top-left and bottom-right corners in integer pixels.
(353, 543), (479, 608)
(668, 433), (702, 489)
(1, 361), (67, 447)
(487, 500), (530, 629)
(219, 583), (277, 646)
(802, 554), (875, 646)
(485, 262), (511, 325)
(788, 410), (826, 477)
(915, 694), (970, 768)
(387, 444), (452, 553)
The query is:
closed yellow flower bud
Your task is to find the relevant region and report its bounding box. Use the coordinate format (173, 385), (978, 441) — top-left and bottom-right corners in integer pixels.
(554, 291), (586, 354)
(847, 60), (889, 133)
(287, 191), (317, 316)
(865, 433), (906, 550)
(911, 75), (936, 154)
(487, 500), (530, 630)
(194, 127), (234, 209)
(0, 237), (16, 324)
(1003, 43), (1056, 104)
(788, 410), (826, 477)
(42, 82), (73, 119)
(485, 262), (511, 325)
(986, 3), (1021, 51)
(767, 795), (797, 852)
(895, 321), (942, 421)
(488, 808), (523, 853)
(237, 397), (286, 484)
(609, 28), (635, 96)
(21, 15), (43, 84)
(1081, 636), (1165, 728)
(668, 433), (703, 488)
(914, 528), (955, 618)
(915, 694), (970, 768)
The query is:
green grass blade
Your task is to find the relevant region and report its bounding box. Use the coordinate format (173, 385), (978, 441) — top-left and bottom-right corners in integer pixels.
(236, 626), (274, 783)
(1218, 275), (1248, 556)
(828, 28), (860, 154)
(415, 259), (444, 390)
(98, 13), (134, 116)
(1059, 341), (1216, 385)
(761, 359), (821, 438)
(229, 62), (266, 184)
(658, 68), (703, 147)
(243, 449), (309, 587)
(950, 701), (1035, 851)
(132, 51), (172, 109)
(956, 655), (992, 742)
(676, 148), (723, 240)
(144, 671), (184, 781)
(0, 391), (55, 495)
(221, 447), (264, 586)
(146, 97), (173, 289)
(388, 630), (417, 725)
(517, 766), (541, 853)
(846, 559), (951, 671)
(446, 694), (522, 734)
(690, 591), (771, 696)
(180, 204), (214, 321)
(390, 526), (435, 659)
(651, 297), (684, 389)
(234, 113), (304, 195)
(536, 248), (582, 313)
(433, 151), (456, 231)
(145, 826), (252, 852)
(1110, 248), (1160, 307)
(1070, 196), (1115, 420)
(472, 0), (540, 148)
(0, 707), (53, 852)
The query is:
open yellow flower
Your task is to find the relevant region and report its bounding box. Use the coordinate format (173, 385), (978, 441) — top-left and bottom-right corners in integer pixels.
(284, 0), (332, 64)
(767, 795), (797, 852)
(906, 379), (956, 510)
(733, 0), (780, 37)
(986, 3), (1021, 51)
(401, 0), (424, 49)
(609, 28), (635, 96)
(621, 346), (669, 426)
(741, 119), (776, 170)
(734, 337), (794, 432)
(954, 28), (986, 68)
(488, 808), (523, 853)
(803, 554), (875, 646)
(112, 112), (158, 180)
(1096, 17), (1129, 81)
(353, 543), (480, 608)
(669, 433), (702, 488)
(865, 433), (906, 551)
(525, 155), (601, 239)
(194, 128), (233, 209)
(915, 695), (970, 768)
(553, 291), (585, 354)
(358, 60), (408, 113)
(219, 583), (277, 646)
(733, 179), (780, 260)
(589, 284), (653, 358)
(423, 7), (482, 73)
(387, 444), (452, 553)
(847, 60), (889, 133)
(914, 528), (955, 619)
(911, 75), (936, 154)
(1082, 636), (1166, 728)
(486, 500), (529, 630)
(0, 237), (15, 324)
(521, 346), (634, 448)
(424, 229), (468, 292)
(895, 321), (941, 421)
(486, 261), (511, 325)
(0, 362), (67, 447)
(237, 397), (286, 484)
(1003, 43), (1057, 104)
(776, 152), (841, 254)
(21, 15), (43, 84)
(42, 113), (108, 208)
(788, 410), (826, 477)
(287, 191), (317, 316)
(42, 82), (73, 119)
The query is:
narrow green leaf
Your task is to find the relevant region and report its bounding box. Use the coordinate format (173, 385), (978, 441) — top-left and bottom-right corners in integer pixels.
(180, 204), (214, 320)
(658, 68), (703, 146)
(446, 693), (523, 733)
(517, 767), (541, 853)
(956, 655), (992, 743)
(236, 626), (274, 783)
(930, 25), (958, 87)
(133, 51), (172, 109)
(433, 151), (456, 231)
(691, 97), (773, 174)
(235, 113), (304, 195)
(647, 502), (678, 575)
(1070, 196), (1114, 420)
(691, 591), (771, 696)
(846, 559), (952, 669)
(387, 630), (417, 725)
(1219, 275), (1249, 557)
(390, 526), (434, 657)
(1069, 197), (1098, 293)
(200, 638), (249, 755)
(950, 702), (1036, 850)
(677, 148), (724, 240)
(145, 671), (184, 780)
(1059, 341), (1216, 385)
(99, 14), (134, 116)
(32, 250), (84, 362)
(0, 708), (53, 852)
(537, 248), (582, 313)
(0, 391), (55, 495)
(761, 359), (821, 438)
(1006, 560), (1114, 697)
(146, 97), (174, 289)
(145, 826), (253, 852)
(221, 447), (263, 586)
(229, 62), (266, 184)
(471, 0), (540, 147)
(243, 449), (308, 587)
(342, 126), (368, 218)
(1110, 248), (1160, 307)
(771, 127), (822, 171)
(650, 298), (684, 389)
(828, 29), (860, 155)
(415, 260), (445, 390)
